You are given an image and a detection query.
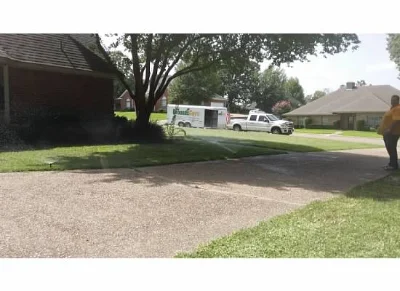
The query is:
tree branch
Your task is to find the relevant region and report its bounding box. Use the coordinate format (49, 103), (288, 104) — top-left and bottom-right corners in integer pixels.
(93, 34), (135, 98)
(154, 36), (186, 88)
(148, 35), (167, 106)
(157, 58), (221, 100)
(129, 34), (143, 91)
(142, 34), (153, 93)
(156, 35), (204, 98)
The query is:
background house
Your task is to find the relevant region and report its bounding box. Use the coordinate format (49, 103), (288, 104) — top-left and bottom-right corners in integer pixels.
(115, 89), (168, 112)
(201, 94), (227, 107)
(0, 34), (115, 125)
(284, 82), (400, 130)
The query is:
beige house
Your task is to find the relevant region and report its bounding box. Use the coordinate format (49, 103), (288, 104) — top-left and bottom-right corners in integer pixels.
(284, 82), (400, 130)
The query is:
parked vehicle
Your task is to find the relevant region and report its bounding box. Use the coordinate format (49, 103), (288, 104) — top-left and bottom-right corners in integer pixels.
(226, 109), (294, 134)
(167, 104), (228, 129)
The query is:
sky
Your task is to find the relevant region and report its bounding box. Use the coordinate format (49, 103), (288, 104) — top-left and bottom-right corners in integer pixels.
(261, 34), (400, 95)
(102, 34), (400, 96)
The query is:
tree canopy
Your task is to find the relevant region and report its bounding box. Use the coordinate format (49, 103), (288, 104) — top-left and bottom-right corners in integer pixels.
(387, 34), (400, 77)
(169, 63), (223, 105)
(284, 77), (305, 107)
(94, 33), (360, 126)
(251, 66), (287, 112)
(305, 90), (327, 103)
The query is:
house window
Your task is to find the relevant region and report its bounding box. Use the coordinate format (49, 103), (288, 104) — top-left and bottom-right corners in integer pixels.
(126, 99), (131, 109)
(161, 96), (167, 108)
(366, 116), (382, 128)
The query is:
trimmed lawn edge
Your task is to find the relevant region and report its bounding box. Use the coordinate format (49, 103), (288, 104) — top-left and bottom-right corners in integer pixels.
(176, 172), (400, 258)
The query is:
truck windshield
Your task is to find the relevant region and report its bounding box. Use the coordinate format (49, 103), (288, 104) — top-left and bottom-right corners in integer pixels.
(267, 115), (279, 121)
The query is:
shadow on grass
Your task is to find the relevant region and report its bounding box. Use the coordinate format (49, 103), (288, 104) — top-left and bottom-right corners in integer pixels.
(43, 136), (391, 195)
(345, 171), (400, 201)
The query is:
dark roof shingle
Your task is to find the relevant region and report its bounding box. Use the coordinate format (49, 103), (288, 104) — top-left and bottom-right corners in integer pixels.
(0, 34), (113, 75)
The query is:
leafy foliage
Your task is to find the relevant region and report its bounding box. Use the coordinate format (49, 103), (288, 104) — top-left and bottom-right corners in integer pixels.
(169, 63), (223, 105)
(304, 117), (313, 128)
(218, 61), (260, 111)
(0, 124), (25, 150)
(272, 100), (292, 116)
(305, 90), (327, 103)
(110, 51), (135, 98)
(251, 66), (287, 112)
(284, 77), (305, 107)
(164, 115), (187, 138)
(387, 34), (400, 76)
(94, 34), (359, 127)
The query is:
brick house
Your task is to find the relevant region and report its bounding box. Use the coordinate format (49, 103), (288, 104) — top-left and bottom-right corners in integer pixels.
(0, 34), (115, 125)
(284, 82), (400, 130)
(201, 94), (227, 107)
(115, 88), (168, 112)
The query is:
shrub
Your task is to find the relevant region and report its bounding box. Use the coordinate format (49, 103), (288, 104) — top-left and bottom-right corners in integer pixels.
(306, 125), (335, 129)
(356, 120), (367, 131)
(14, 109), (166, 146)
(304, 117), (312, 128)
(333, 120), (341, 129)
(16, 110), (90, 145)
(0, 124), (26, 150)
(164, 115), (186, 138)
(272, 100), (292, 116)
(120, 120), (166, 142)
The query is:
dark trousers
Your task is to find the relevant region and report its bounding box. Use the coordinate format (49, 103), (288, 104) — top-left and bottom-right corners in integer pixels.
(384, 133), (400, 169)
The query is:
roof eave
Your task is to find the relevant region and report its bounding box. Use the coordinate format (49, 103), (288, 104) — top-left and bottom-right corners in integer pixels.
(0, 56), (115, 79)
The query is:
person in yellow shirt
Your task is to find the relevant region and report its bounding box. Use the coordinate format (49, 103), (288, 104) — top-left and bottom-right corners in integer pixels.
(377, 95), (400, 170)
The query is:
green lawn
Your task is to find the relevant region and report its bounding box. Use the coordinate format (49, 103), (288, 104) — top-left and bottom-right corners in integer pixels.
(0, 128), (380, 173)
(341, 130), (381, 139)
(178, 172), (400, 258)
(115, 111), (167, 121)
(184, 128), (381, 152)
(0, 140), (282, 172)
(294, 129), (337, 134)
(295, 128), (381, 139)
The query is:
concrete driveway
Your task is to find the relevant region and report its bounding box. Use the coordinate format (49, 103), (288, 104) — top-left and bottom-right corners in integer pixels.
(0, 148), (391, 257)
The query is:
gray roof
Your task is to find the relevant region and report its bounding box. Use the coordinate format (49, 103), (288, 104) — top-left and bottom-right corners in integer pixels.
(285, 85), (400, 116)
(0, 34), (113, 75)
(210, 94), (226, 101)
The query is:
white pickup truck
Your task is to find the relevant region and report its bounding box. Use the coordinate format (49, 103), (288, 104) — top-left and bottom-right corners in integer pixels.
(227, 110), (294, 135)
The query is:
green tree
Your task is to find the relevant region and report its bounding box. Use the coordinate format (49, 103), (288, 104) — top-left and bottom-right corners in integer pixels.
(218, 61), (260, 111)
(387, 34), (400, 76)
(356, 80), (366, 87)
(169, 63), (223, 105)
(284, 77), (305, 107)
(313, 90), (327, 100)
(272, 100), (292, 116)
(251, 66), (287, 112)
(94, 34), (360, 129)
(110, 51), (134, 97)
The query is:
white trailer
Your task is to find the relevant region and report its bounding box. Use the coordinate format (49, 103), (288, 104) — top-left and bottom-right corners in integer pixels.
(167, 104), (228, 128)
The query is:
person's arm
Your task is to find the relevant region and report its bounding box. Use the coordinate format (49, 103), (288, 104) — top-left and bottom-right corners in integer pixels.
(378, 113), (388, 135)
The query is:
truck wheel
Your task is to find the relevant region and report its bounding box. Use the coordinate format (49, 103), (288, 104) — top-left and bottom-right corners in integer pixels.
(271, 127), (281, 134)
(178, 122), (184, 127)
(233, 125), (242, 131)
(185, 122), (191, 128)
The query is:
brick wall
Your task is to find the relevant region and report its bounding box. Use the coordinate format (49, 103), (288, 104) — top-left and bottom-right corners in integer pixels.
(117, 91), (134, 111)
(117, 88), (168, 112)
(9, 67), (113, 120)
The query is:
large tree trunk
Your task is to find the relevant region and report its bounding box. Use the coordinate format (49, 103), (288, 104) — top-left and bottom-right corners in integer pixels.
(133, 93), (155, 130)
